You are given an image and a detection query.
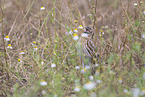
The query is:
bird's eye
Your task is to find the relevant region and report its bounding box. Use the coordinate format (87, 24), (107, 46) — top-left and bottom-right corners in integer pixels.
(85, 27), (90, 31)
(85, 27), (90, 30)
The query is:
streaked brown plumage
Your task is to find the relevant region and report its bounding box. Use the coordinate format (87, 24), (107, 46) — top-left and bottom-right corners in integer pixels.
(84, 27), (98, 59)
(79, 27), (99, 74)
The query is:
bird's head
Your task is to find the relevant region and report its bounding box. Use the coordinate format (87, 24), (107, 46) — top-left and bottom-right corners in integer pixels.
(82, 27), (94, 38)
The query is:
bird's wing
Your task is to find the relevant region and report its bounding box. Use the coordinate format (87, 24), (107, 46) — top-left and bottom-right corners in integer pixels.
(85, 39), (97, 58)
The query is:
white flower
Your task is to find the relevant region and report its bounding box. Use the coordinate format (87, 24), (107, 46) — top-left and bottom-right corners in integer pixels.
(123, 89), (128, 93)
(140, 1), (143, 4)
(132, 88), (140, 97)
(85, 65), (90, 69)
(74, 20), (78, 23)
(20, 51), (25, 55)
(32, 41), (36, 45)
(82, 15), (85, 19)
(74, 29), (78, 33)
(40, 6), (45, 10)
(88, 14), (92, 16)
(75, 79), (80, 83)
(143, 10), (145, 15)
(118, 77), (123, 84)
(140, 89), (145, 96)
(134, 3), (137, 7)
(41, 61), (44, 65)
(69, 30), (73, 35)
(65, 32), (69, 35)
(142, 34), (145, 39)
(83, 81), (96, 90)
(89, 75), (94, 80)
(95, 70), (100, 76)
(109, 70), (115, 75)
(96, 80), (101, 84)
(73, 36), (79, 40)
(78, 25), (83, 29)
(51, 63), (56, 68)
(62, 77), (65, 80)
(143, 73), (145, 79)
(81, 33), (88, 38)
(99, 30), (104, 36)
(74, 86), (80, 92)
(75, 66), (80, 69)
(95, 63), (99, 67)
(7, 44), (13, 49)
(91, 92), (97, 97)
(104, 25), (108, 29)
(18, 59), (22, 63)
(30, 65), (33, 68)
(4, 36), (10, 41)
(34, 46), (38, 51)
(73, 33), (79, 40)
(53, 51), (56, 55)
(118, 80), (123, 84)
(41, 90), (46, 94)
(54, 94), (57, 97)
(40, 81), (47, 86)
(81, 68), (87, 74)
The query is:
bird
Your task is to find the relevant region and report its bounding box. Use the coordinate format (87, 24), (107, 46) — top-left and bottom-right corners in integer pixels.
(77, 27), (99, 74)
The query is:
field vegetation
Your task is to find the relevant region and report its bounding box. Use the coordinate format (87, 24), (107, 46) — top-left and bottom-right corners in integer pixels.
(0, 0), (145, 97)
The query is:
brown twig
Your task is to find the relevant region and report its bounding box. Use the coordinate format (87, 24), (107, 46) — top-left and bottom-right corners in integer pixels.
(93, 0), (98, 33)
(0, 0), (9, 80)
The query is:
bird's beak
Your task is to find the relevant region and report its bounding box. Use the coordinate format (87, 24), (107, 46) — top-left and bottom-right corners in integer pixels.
(84, 27), (89, 34)
(84, 27), (88, 30)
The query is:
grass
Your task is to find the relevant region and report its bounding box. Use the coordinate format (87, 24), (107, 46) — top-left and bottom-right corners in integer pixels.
(0, 0), (145, 97)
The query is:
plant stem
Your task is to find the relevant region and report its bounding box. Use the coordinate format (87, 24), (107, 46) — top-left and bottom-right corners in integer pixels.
(0, 0), (9, 80)
(93, 0), (98, 33)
